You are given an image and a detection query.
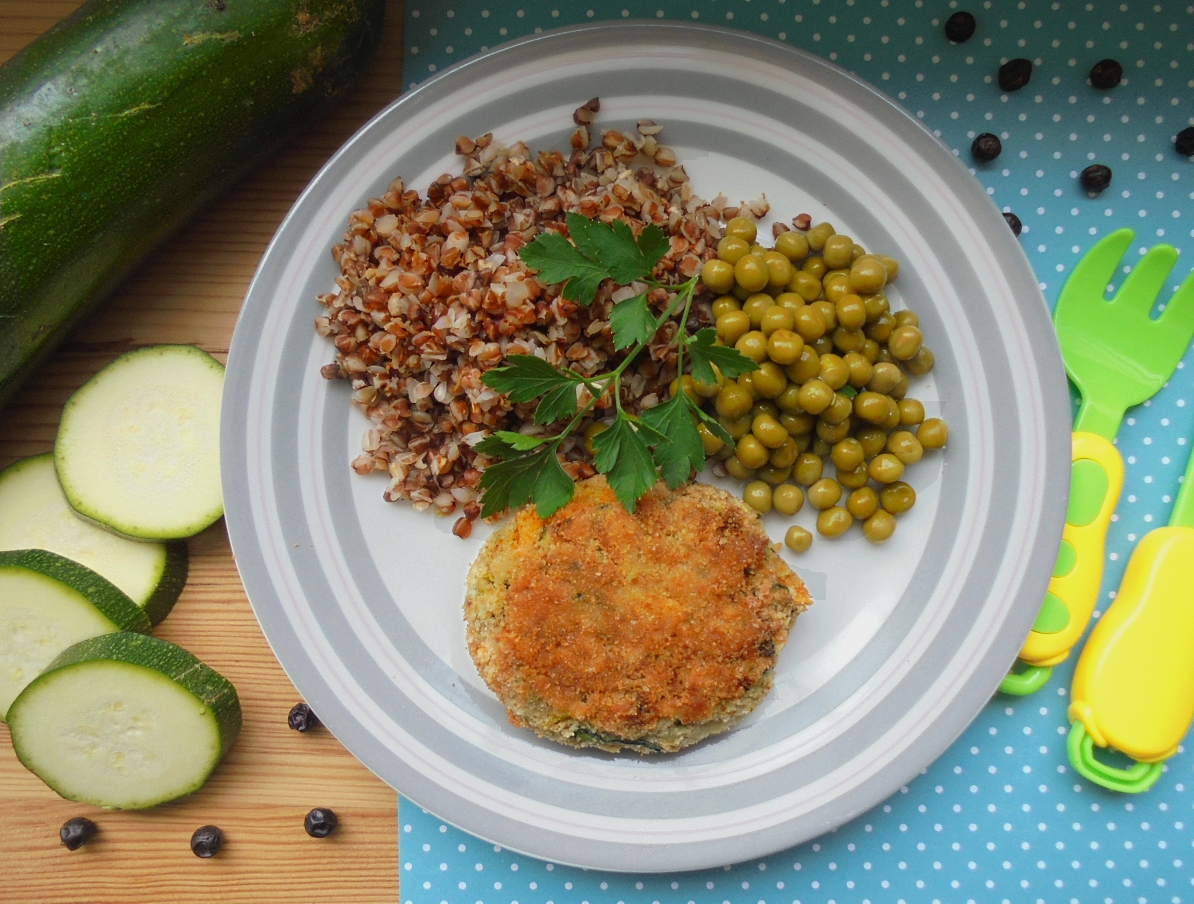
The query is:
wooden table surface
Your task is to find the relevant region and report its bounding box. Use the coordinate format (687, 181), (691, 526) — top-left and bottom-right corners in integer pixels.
(1, 3), (406, 901)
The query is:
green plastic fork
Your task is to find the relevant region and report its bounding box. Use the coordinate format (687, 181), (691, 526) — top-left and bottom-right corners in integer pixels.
(1000, 228), (1194, 696)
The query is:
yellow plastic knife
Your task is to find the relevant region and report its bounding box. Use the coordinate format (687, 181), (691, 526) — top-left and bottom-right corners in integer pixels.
(1067, 433), (1194, 792)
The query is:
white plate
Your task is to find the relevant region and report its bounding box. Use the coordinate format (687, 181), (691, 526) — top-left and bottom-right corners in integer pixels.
(222, 22), (1070, 872)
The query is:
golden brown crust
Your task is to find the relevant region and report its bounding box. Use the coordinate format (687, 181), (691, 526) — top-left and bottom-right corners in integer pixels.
(464, 476), (812, 753)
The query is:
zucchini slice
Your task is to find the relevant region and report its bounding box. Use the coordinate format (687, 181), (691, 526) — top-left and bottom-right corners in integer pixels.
(0, 549), (151, 720)
(55, 345), (224, 541)
(8, 633), (241, 809)
(0, 454), (186, 625)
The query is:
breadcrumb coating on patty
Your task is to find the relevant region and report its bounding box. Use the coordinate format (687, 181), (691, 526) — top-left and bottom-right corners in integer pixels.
(464, 476), (812, 754)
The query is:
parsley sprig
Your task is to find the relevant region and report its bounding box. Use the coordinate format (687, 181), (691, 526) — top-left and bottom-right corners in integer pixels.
(476, 212), (759, 519)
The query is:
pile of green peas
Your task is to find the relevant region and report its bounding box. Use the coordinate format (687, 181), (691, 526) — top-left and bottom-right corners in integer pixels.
(684, 216), (949, 553)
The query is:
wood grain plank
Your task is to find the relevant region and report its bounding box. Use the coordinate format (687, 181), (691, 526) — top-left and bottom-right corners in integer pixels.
(0, 2), (407, 901)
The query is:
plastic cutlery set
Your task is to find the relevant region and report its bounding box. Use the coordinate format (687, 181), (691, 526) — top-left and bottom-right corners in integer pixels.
(1000, 228), (1194, 794)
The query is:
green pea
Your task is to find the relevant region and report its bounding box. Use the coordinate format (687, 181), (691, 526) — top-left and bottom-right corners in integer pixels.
(830, 438), (865, 471)
(711, 295), (742, 319)
(784, 524), (814, 552)
(785, 346), (822, 384)
(918, 418), (949, 449)
(879, 481), (917, 515)
(769, 437), (801, 469)
(805, 221), (835, 252)
(846, 486), (880, 520)
(716, 310), (752, 346)
(743, 480), (773, 513)
(751, 413), (789, 449)
(752, 361), (788, 399)
(822, 234), (855, 269)
(734, 330), (769, 363)
(887, 325), (924, 361)
(849, 255), (888, 294)
(818, 354), (849, 390)
(863, 509), (897, 543)
(715, 383), (753, 419)
(868, 452), (905, 484)
(816, 506), (854, 537)
(807, 477), (843, 510)
(767, 329), (805, 366)
(701, 258), (736, 294)
(796, 379), (833, 415)
(886, 430), (924, 465)
(793, 452), (824, 486)
(717, 235), (751, 264)
(760, 305), (796, 336)
(734, 253), (769, 293)
(725, 216), (758, 243)
(725, 455), (758, 481)
(736, 434), (771, 469)
(757, 464), (793, 486)
(773, 483), (805, 516)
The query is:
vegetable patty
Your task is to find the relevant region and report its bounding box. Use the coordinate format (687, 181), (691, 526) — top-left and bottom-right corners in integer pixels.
(464, 476), (811, 753)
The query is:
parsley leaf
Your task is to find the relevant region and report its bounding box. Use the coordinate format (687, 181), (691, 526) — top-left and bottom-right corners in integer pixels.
(478, 214), (737, 518)
(568, 215), (668, 285)
(481, 354), (577, 402)
(608, 292), (656, 351)
(640, 394), (706, 489)
(478, 444), (576, 519)
(635, 223), (671, 272)
(686, 328), (760, 383)
(533, 382), (579, 425)
(690, 402), (734, 446)
(518, 230), (611, 304)
(475, 431), (549, 457)
(590, 415), (659, 512)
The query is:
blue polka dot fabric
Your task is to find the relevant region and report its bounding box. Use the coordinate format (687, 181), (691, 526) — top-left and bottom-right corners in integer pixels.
(397, 1), (1194, 900)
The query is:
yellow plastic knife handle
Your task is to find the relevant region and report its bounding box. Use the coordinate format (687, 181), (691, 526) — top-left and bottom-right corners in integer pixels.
(1002, 433), (1123, 696)
(1070, 526), (1194, 766)
(1021, 432), (1123, 666)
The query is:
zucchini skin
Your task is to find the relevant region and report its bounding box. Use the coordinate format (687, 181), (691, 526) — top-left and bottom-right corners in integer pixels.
(0, 0), (386, 406)
(142, 542), (189, 627)
(0, 547), (152, 635)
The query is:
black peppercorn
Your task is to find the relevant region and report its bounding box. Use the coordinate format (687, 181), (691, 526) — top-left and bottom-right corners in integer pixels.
(1176, 127), (1194, 157)
(1003, 212), (1023, 236)
(1080, 164), (1112, 193)
(1088, 58), (1122, 89)
(190, 825), (224, 858)
(971, 133), (1002, 163)
(944, 11), (976, 43)
(288, 702), (320, 732)
(998, 58), (1033, 92)
(304, 807), (339, 838)
(60, 817), (98, 851)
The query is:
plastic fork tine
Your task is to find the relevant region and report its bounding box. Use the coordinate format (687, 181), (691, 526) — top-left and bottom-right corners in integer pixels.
(1062, 229), (1133, 305)
(1158, 267), (1194, 334)
(1114, 244), (1178, 314)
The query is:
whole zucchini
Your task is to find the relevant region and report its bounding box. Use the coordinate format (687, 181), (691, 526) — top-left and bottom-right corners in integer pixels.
(0, 0), (386, 406)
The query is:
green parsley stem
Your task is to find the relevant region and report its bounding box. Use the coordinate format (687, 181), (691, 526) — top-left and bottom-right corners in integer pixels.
(511, 274), (702, 455)
(565, 275), (698, 417)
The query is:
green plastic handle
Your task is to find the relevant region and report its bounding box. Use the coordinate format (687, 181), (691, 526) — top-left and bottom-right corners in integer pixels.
(999, 664), (1052, 696)
(1067, 721), (1165, 793)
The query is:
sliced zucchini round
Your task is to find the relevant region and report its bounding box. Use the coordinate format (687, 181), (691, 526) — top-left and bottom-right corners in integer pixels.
(54, 345), (224, 541)
(8, 632), (242, 809)
(0, 549), (151, 720)
(0, 454), (187, 625)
